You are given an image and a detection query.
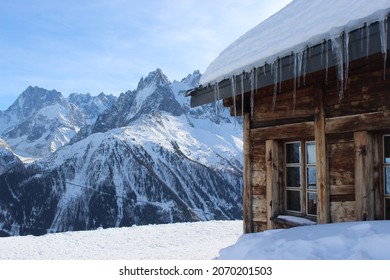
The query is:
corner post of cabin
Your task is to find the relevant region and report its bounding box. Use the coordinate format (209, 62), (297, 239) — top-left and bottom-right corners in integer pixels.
(314, 86), (329, 224)
(243, 112), (253, 233)
(354, 131), (375, 221)
(266, 139), (280, 230)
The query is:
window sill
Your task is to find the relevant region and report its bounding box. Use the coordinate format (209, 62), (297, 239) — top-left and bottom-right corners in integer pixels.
(272, 215), (316, 228)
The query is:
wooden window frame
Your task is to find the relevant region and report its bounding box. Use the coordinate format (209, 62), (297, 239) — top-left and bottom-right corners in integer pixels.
(383, 135), (390, 220)
(284, 140), (317, 217)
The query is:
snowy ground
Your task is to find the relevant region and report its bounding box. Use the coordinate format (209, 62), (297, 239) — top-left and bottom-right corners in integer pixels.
(218, 220), (390, 260)
(0, 221), (242, 260)
(1, 220), (389, 260)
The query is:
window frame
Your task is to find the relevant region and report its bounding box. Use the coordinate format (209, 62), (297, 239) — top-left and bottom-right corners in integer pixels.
(284, 140), (317, 217)
(383, 135), (390, 220)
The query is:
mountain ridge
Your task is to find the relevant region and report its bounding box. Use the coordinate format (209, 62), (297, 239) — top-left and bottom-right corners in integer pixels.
(0, 69), (243, 237)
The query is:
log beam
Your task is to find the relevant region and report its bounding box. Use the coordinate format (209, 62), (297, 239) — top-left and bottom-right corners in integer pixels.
(243, 113), (253, 233)
(265, 139), (281, 230)
(354, 131), (375, 221)
(314, 86), (330, 224)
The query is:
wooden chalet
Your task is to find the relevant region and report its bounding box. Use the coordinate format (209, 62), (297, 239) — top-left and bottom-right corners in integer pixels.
(188, 1), (390, 233)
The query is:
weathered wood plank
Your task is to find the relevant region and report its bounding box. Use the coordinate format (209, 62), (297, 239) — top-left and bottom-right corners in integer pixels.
(252, 86), (315, 124)
(314, 86), (329, 224)
(252, 186), (266, 196)
(326, 68), (390, 117)
(252, 221), (267, 233)
(354, 131), (375, 221)
(329, 170), (354, 186)
(266, 140), (281, 229)
(251, 170), (266, 187)
(326, 110), (390, 135)
(330, 194), (356, 202)
(252, 194), (267, 223)
(243, 113), (253, 233)
(328, 136), (355, 200)
(251, 142), (266, 172)
(372, 134), (382, 220)
(330, 184), (355, 195)
(252, 161), (266, 172)
(250, 121), (314, 141)
(331, 201), (356, 222)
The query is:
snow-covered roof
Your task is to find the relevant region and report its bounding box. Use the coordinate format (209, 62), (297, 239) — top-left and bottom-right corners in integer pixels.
(200, 0), (390, 86)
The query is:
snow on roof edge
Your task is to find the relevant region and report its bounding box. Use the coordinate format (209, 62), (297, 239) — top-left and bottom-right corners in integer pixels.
(200, 0), (390, 86)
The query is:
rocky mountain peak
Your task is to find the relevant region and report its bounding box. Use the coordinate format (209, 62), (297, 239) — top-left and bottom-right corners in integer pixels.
(180, 70), (201, 89)
(137, 68), (170, 91)
(7, 86), (65, 120)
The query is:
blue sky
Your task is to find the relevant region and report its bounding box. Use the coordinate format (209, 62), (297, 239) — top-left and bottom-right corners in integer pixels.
(0, 0), (291, 110)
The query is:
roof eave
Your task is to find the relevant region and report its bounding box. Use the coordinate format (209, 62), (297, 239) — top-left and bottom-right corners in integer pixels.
(189, 19), (390, 108)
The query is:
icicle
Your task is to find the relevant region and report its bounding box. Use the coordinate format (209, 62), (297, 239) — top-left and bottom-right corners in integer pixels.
(250, 68), (255, 119)
(345, 31), (350, 90)
(214, 82), (220, 123)
(272, 60), (278, 111)
(325, 39), (329, 84)
(213, 82), (218, 114)
(293, 52), (297, 112)
(297, 51), (303, 88)
(289, 52), (293, 71)
(379, 17), (388, 80)
(279, 58), (283, 93)
(366, 23), (370, 57)
(230, 76), (237, 127)
(321, 40), (324, 65)
(332, 35), (344, 100)
(303, 48), (307, 86)
(255, 66), (258, 92)
(360, 26), (364, 53)
(263, 64), (266, 76)
(240, 73), (245, 117)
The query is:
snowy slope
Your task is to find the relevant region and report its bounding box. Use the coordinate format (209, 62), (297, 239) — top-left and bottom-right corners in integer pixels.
(201, 0), (390, 85)
(1, 220), (389, 260)
(0, 137), (22, 175)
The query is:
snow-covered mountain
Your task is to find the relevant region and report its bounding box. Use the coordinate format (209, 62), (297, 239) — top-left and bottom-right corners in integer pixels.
(0, 138), (22, 175)
(0, 86), (116, 158)
(0, 69), (243, 237)
(67, 92), (117, 124)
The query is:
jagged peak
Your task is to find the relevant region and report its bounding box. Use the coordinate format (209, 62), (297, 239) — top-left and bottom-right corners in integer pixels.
(22, 85), (62, 98)
(180, 70), (201, 88)
(68, 92), (93, 103)
(137, 68), (171, 91)
(6, 86), (65, 118)
(18, 86), (63, 105)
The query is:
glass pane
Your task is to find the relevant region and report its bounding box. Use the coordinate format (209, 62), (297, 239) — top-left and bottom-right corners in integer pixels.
(307, 167), (316, 189)
(306, 142), (316, 164)
(286, 167), (300, 188)
(385, 136), (390, 163)
(386, 167), (390, 195)
(286, 143), (301, 163)
(386, 199), (390, 220)
(307, 192), (317, 215)
(286, 190), (301, 212)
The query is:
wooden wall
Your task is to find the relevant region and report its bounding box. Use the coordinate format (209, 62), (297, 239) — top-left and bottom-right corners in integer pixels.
(235, 53), (390, 233)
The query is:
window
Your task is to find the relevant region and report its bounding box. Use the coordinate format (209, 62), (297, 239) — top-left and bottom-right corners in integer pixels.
(285, 141), (317, 216)
(384, 135), (390, 220)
